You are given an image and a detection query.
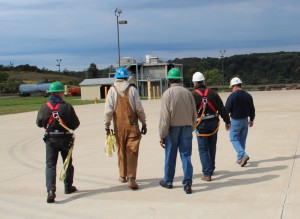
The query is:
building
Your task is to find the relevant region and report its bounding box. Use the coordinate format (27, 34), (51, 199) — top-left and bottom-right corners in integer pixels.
(79, 78), (115, 100)
(79, 55), (183, 100)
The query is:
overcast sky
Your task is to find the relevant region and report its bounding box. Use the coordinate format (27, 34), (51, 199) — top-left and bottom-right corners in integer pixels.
(0, 0), (299, 71)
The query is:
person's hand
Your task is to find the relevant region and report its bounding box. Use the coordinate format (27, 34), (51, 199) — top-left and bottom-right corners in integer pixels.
(106, 128), (114, 135)
(225, 123), (230, 131)
(160, 138), (165, 148)
(249, 120), (254, 127)
(141, 124), (147, 135)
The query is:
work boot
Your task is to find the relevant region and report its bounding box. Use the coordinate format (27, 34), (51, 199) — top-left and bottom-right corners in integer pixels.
(240, 155), (250, 167)
(65, 185), (77, 194)
(128, 178), (138, 190)
(47, 191), (56, 203)
(201, 175), (212, 182)
(159, 180), (173, 189)
(184, 184), (192, 194)
(119, 176), (127, 183)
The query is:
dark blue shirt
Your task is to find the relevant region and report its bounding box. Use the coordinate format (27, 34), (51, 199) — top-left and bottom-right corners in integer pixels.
(225, 90), (255, 121)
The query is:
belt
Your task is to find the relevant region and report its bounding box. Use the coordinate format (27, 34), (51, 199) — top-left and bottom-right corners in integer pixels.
(45, 131), (73, 138)
(198, 114), (219, 121)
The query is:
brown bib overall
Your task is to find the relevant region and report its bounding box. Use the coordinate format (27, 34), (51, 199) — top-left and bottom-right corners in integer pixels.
(113, 87), (141, 179)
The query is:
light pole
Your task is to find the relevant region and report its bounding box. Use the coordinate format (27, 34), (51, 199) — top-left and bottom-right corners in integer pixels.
(56, 59), (62, 72)
(219, 50), (226, 85)
(115, 8), (127, 67)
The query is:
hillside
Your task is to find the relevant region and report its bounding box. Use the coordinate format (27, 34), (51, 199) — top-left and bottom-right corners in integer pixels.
(7, 71), (83, 84)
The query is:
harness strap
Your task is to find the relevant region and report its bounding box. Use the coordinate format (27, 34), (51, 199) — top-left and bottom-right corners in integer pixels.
(194, 88), (219, 136)
(46, 102), (60, 130)
(197, 120), (220, 137)
(194, 88), (217, 113)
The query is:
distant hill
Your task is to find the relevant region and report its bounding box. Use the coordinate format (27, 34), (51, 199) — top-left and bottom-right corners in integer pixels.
(7, 71), (83, 84)
(172, 51), (300, 86)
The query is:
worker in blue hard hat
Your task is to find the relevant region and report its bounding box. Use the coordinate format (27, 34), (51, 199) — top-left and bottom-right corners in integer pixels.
(104, 68), (147, 190)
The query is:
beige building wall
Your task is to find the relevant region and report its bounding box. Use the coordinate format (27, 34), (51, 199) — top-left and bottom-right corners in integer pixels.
(80, 85), (101, 100)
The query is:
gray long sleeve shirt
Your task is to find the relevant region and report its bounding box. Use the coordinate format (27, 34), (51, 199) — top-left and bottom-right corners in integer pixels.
(159, 83), (197, 139)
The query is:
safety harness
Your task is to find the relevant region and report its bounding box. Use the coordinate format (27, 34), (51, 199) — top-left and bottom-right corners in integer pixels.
(194, 88), (220, 137)
(45, 102), (75, 181)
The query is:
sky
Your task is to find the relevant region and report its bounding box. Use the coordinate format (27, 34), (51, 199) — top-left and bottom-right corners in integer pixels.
(0, 0), (300, 71)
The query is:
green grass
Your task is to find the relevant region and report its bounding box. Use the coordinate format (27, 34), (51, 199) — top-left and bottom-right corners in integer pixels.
(0, 96), (95, 115)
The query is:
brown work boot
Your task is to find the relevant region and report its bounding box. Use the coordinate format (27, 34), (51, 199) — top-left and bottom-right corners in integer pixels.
(128, 178), (138, 190)
(119, 176), (127, 183)
(201, 175), (212, 182)
(240, 155), (250, 167)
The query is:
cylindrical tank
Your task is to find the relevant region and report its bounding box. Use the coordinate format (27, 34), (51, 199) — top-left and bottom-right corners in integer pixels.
(19, 83), (51, 96)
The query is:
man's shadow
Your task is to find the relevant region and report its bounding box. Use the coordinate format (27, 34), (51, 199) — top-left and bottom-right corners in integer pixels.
(56, 155), (298, 203)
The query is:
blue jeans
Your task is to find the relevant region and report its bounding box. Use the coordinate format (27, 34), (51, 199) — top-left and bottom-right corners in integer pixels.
(229, 118), (249, 161)
(195, 118), (218, 176)
(164, 126), (193, 186)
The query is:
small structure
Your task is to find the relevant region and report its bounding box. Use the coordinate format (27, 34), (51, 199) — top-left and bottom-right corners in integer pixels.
(79, 55), (183, 100)
(79, 78), (115, 100)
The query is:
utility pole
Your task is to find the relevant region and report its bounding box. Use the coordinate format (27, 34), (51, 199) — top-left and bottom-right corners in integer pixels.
(115, 8), (127, 68)
(56, 59), (62, 72)
(219, 50), (226, 85)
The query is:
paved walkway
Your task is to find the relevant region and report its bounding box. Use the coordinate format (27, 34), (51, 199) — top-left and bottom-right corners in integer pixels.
(0, 90), (299, 219)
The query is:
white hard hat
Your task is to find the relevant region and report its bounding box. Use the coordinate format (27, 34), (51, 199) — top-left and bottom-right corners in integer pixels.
(229, 77), (242, 88)
(192, 72), (205, 82)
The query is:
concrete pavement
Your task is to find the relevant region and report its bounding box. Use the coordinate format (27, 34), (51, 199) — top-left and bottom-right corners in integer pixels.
(0, 90), (299, 219)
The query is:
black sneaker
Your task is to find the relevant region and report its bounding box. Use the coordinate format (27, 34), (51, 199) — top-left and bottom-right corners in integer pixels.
(184, 184), (192, 194)
(47, 191), (56, 203)
(65, 186), (77, 194)
(159, 180), (173, 189)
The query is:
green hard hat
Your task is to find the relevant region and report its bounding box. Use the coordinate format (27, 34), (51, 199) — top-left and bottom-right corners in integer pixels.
(49, 81), (64, 93)
(167, 68), (182, 79)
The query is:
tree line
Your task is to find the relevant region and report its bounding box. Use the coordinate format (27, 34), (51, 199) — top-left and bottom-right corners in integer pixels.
(173, 51), (300, 87)
(1, 51), (299, 94)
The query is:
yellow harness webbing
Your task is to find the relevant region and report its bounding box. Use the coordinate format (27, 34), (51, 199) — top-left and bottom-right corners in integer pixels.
(104, 130), (117, 157)
(53, 115), (75, 181)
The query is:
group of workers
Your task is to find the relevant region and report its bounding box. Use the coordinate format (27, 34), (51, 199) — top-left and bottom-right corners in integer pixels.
(36, 67), (255, 203)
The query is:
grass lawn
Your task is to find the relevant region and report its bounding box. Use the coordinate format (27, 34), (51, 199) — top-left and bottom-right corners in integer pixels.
(0, 96), (96, 115)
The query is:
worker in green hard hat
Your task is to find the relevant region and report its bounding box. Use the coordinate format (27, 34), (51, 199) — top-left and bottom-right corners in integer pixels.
(36, 81), (80, 203)
(158, 68), (197, 194)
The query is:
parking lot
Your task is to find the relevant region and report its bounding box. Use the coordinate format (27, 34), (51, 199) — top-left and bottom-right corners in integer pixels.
(0, 90), (300, 219)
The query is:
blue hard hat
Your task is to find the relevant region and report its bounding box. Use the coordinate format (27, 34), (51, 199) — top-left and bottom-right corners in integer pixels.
(114, 68), (129, 79)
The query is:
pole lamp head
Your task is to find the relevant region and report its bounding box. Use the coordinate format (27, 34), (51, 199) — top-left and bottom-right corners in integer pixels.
(115, 8), (122, 16)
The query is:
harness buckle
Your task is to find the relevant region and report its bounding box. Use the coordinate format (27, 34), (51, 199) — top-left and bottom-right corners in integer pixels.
(52, 111), (59, 119)
(202, 97), (208, 104)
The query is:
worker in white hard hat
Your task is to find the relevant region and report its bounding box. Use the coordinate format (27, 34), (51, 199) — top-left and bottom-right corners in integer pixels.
(192, 72), (230, 182)
(225, 77), (255, 167)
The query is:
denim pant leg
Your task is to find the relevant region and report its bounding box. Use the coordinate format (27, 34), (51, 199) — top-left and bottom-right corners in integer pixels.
(230, 119), (248, 160)
(178, 126), (193, 186)
(46, 142), (59, 192)
(208, 133), (217, 174)
(240, 120), (249, 151)
(197, 135), (213, 176)
(164, 128), (179, 185)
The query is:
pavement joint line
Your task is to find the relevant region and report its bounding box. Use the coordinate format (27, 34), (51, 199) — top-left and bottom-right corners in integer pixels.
(280, 132), (300, 219)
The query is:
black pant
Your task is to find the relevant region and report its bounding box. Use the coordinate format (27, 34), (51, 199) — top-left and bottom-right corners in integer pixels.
(45, 137), (74, 192)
